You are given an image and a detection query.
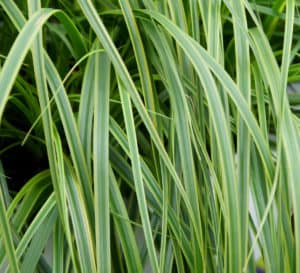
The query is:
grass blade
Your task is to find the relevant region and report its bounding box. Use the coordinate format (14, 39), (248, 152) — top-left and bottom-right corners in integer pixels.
(0, 175), (20, 273)
(119, 79), (160, 273)
(93, 48), (111, 273)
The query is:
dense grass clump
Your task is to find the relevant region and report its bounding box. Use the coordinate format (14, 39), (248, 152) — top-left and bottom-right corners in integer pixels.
(0, 1), (300, 273)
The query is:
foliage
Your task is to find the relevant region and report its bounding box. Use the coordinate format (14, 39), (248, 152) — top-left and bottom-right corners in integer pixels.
(0, 0), (300, 272)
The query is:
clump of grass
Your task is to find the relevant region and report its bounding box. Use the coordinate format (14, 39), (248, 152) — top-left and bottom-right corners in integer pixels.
(0, 1), (300, 273)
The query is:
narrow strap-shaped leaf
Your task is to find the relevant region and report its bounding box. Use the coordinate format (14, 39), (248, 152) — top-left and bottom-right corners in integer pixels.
(45, 54), (94, 220)
(0, 161), (11, 208)
(78, 44), (96, 171)
(0, 177), (20, 273)
(119, 79), (160, 273)
(0, 8), (57, 121)
(228, 0), (251, 269)
(119, 0), (157, 126)
(140, 21), (203, 270)
(20, 208), (57, 273)
(64, 162), (97, 273)
(109, 169), (144, 273)
(138, 9), (274, 179)
(77, 0), (194, 216)
(2, 194), (56, 273)
(93, 48), (111, 273)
